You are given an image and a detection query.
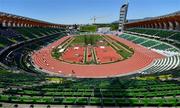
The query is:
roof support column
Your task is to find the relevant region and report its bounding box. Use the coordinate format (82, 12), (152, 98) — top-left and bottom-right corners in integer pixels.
(2, 20), (7, 27)
(20, 23), (24, 27)
(12, 22), (16, 27)
(168, 21), (174, 30)
(17, 23), (20, 27)
(163, 22), (167, 29)
(154, 23), (158, 28)
(7, 21), (12, 27)
(158, 22), (163, 29)
(175, 21), (180, 31)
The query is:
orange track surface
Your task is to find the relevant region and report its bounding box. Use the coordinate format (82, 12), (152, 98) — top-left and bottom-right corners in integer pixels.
(32, 35), (164, 78)
(61, 46), (84, 63)
(95, 46), (122, 63)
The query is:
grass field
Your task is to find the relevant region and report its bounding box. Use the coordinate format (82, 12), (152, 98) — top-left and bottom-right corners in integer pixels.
(70, 35), (104, 46)
(80, 25), (97, 32)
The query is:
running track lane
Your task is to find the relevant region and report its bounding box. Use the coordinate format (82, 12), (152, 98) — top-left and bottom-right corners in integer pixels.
(32, 35), (165, 78)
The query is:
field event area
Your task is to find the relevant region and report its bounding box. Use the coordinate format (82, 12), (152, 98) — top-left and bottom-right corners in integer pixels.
(51, 34), (133, 64)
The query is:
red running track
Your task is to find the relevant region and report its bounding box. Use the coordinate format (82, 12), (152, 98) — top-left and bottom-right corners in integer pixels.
(95, 46), (122, 64)
(31, 35), (165, 78)
(61, 46), (84, 63)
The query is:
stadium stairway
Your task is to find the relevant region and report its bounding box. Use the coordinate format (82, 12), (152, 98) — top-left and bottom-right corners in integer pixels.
(141, 55), (180, 74)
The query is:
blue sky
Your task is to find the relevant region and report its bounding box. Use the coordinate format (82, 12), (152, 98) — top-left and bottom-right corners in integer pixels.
(0, 0), (179, 24)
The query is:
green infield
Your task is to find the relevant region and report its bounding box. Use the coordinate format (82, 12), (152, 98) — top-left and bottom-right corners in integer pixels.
(80, 25), (97, 32)
(70, 35), (104, 46)
(51, 34), (134, 65)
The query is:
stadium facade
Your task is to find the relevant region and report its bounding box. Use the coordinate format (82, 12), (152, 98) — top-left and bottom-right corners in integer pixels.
(125, 11), (180, 31)
(0, 12), (64, 28)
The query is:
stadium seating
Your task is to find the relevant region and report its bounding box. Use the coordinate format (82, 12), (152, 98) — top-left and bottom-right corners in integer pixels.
(132, 38), (146, 44)
(0, 74), (179, 106)
(152, 43), (172, 50)
(0, 28), (27, 42)
(170, 32), (180, 41)
(0, 27), (65, 52)
(0, 35), (14, 47)
(141, 55), (180, 74)
(141, 40), (160, 47)
(119, 33), (179, 52)
(127, 28), (180, 42)
(14, 27), (63, 39)
(0, 69), (45, 88)
(5, 35), (65, 72)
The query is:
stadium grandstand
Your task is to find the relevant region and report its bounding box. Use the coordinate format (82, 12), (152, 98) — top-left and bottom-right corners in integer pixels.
(0, 0), (180, 108)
